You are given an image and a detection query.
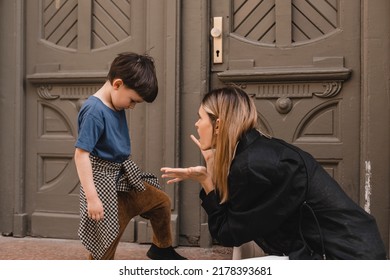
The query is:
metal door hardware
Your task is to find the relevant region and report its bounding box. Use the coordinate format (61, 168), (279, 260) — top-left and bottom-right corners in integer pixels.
(211, 17), (223, 64)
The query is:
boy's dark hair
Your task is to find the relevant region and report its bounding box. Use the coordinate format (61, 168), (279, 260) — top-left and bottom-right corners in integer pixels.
(107, 52), (158, 103)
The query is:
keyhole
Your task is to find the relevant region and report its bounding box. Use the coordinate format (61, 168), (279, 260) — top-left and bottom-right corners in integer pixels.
(216, 50), (220, 57)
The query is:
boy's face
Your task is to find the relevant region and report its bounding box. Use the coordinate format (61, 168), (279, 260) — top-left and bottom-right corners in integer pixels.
(112, 79), (144, 111)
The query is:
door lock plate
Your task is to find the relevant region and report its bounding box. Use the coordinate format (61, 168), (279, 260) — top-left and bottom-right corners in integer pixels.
(211, 17), (223, 64)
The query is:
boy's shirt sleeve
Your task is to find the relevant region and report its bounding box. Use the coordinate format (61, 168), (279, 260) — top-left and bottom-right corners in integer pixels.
(75, 113), (104, 153)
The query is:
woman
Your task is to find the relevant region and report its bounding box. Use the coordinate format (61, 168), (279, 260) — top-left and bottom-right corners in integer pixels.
(161, 86), (387, 259)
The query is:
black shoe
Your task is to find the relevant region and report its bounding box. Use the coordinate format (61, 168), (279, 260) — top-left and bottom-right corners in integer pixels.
(146, 244), (188, 260)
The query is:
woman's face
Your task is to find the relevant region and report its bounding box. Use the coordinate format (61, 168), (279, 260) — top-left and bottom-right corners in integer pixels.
(195, 106), (215, 150)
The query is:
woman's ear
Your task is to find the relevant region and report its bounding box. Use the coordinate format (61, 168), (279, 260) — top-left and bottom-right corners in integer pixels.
(214, 119), (220, 135)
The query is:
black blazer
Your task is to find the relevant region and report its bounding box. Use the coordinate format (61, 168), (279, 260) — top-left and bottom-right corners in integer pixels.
(200, 129), (386, 259)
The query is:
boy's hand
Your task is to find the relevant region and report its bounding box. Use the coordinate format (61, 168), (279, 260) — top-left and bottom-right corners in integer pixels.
(87, 196), (104, 221)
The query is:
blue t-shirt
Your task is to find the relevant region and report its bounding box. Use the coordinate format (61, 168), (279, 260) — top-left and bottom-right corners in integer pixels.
(75, 96), (131, 163)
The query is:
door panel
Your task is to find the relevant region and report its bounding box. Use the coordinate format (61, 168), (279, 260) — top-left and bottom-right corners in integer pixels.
(211, 0), (360, 200)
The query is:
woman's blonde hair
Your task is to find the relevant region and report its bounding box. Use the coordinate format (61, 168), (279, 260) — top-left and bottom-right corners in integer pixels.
(202, 86), (258, 202)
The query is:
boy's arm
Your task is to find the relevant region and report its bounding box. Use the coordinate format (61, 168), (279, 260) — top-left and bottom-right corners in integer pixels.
(74, 148), (104, 221)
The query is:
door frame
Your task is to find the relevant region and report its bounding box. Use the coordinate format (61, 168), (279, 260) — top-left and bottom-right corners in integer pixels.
(360, 0), (390, 253)
(0, 0), (28, 237)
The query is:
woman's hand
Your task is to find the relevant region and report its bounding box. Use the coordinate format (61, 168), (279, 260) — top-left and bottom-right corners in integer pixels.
(161, 166), (214, 194)
(161, 166), (208, 184)
(190, 134), (214, 164)
(191, 134), (215, 174)
(161, 135), (215, 194)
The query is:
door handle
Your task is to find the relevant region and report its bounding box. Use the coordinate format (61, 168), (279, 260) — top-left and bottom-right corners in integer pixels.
(211, 17), (223, 64)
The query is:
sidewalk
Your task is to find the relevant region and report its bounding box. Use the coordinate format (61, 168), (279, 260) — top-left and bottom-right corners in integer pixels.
(0, 236), (232, 260)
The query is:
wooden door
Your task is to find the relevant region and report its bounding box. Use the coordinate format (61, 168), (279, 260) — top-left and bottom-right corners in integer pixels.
(210, 0), (361, 201)
(24, 0), (179, 244)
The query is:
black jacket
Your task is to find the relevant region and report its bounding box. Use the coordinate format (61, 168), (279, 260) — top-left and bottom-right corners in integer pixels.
(200, 129), (387, 259)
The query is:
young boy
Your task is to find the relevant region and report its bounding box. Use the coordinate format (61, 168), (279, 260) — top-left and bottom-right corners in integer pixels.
(74, 52), (186, 260)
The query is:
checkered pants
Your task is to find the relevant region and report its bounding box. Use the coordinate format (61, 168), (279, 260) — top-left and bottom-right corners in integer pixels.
(78, 155), (161, 260)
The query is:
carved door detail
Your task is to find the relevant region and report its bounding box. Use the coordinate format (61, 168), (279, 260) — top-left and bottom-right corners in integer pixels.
(232, 0), (338, 45)
(42, 0), (132, 51)
(211, 0), (361, 201)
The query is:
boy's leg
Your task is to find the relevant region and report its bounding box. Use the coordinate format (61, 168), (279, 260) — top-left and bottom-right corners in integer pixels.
(128, 183), (172, 248)
(89, 184), (185, 259)
(128, 183), (186, 259)
(88, 191), (139, 260)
